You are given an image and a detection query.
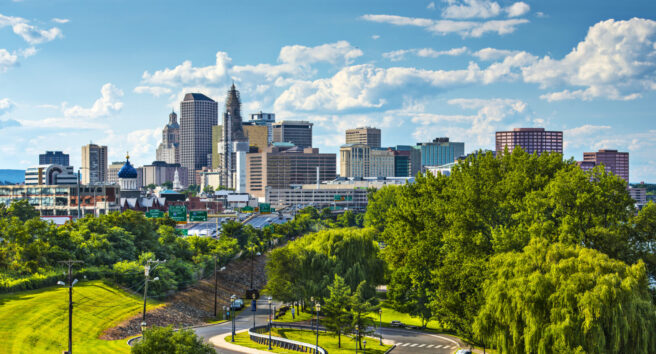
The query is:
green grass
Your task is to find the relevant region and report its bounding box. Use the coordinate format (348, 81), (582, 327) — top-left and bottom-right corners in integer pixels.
(273, 308), (314, 323)
(366, 304), (444, 332)
(0, 280), (161, 354)
(227, 328), (392, 354)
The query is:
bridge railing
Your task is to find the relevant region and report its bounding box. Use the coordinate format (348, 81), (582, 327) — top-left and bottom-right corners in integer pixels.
(248, 324), (328, 354)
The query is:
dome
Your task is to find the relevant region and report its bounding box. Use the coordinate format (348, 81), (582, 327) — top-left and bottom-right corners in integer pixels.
(118, 156), (138, 179)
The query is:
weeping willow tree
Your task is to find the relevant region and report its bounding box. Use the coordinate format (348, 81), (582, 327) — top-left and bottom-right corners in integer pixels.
(474, 238), (656, 354)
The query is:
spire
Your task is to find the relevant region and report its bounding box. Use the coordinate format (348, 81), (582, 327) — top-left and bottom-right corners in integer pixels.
(126, 151), (130, 160)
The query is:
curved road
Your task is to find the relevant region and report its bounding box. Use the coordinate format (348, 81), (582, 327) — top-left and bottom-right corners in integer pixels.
(194, 300), (464, 354)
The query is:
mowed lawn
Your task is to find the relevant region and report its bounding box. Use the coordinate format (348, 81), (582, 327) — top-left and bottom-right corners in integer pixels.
(0, 280), (159, 354)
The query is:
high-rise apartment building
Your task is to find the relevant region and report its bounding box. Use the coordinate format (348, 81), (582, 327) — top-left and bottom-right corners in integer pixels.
(495, 128), (563, 155)
(180, 93), (218, 184)
(156, 110), (180, 164)
(272, 121), (313, 148)
(417, 137), (465, 167)
(81, 143), (108, 184)
(249, 112), (276, 144)
(39, 151), (70, 166)
(246, 145), (336, 199)
(345, 127), (381, 148)
(580, 149), (629, 182)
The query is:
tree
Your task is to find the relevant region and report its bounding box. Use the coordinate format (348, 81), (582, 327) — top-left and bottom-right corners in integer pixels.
(161, 181), (173, 189)
(364, 186), (399, 232)
(131, 325), (214, 354)
(145, 184), (157, 191)
(0, 200), (40, 222)
(203, 185), (214, 194)
(350, 280), (377, 350)
(474, 239), (656, 353)
(323, 274), (352, 347)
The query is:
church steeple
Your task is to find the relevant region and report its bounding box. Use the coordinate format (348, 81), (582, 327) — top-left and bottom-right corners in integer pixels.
(224, 82), (245, 141)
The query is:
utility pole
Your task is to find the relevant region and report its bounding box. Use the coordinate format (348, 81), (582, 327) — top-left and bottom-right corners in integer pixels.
(58, 260), (83, 354)
(214, 255), (218, 317)
(143, 259), (165, 323)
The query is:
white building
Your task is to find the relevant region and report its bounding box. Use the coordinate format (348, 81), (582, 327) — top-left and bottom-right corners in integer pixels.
(25, 164), (78, 185)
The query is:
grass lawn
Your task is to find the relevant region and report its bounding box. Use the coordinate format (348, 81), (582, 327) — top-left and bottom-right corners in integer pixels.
(0, 280), (161, 354)
(273, 308), (314, 323)
(366, 304), (444, 332)
(227, 328), (392, 354)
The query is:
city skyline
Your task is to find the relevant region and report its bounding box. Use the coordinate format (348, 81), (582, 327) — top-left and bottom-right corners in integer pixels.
(1, 1), (656, 182)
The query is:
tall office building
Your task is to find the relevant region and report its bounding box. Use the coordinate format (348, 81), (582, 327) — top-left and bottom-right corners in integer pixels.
(243, 125), (268, 152)
(417, 137), (465, 167)
(346, 127), (381, 148)
(340, 144), (370, 178)
(249, 112), (276, 144)
(580, 149), (629, 182)
(246, 145), (337, 199)
(81, 143), (108, 184)
(180, 93), (218, 184)
(495, 128), (563, 155)
(39, 151), (70, 166)
(393, 145), (421, 177)
(272, 121), (313, 148)
(370, 148), (396, 177)
(218, 84), (249, 190)
(156, 110), (180, 164)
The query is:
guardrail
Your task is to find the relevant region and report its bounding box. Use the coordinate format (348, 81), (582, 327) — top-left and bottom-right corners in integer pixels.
(248, 324), (328, 354)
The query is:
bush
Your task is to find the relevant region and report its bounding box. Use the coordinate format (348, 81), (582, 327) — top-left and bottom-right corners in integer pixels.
(131, 325), (214, 354)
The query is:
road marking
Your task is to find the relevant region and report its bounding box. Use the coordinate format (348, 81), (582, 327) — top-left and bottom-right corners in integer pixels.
(418, 344), (426, 347)
(426, 344), (434, 348)
(434, 344), (443, 348)
(401, 343), (411, 347)
(410, 343), (418, 347)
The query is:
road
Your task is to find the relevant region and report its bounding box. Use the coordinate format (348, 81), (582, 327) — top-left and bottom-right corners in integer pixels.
(194, 300), (463, 353)
(244, 215), (290, 229)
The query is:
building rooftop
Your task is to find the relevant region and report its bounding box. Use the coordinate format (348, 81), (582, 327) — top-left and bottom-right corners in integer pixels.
(183, 93), (215, 102)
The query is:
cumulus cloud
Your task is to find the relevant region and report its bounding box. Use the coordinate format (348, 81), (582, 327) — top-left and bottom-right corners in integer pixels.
(427, 2), (436, 10)
(441, 0), (529, 19)
(63, 83), (124, 118)
(142, 51), (232, 86)
(0, 98), (14, 115)
(362, 14), (528, 37)
(473, 47), (521, 61)
(0, 13), (64, 44)
(372, 35), (380, 40)
(506, 2), (530, 17)
(134, 86), (172, 97)
(0, 49), (18, 72)
(383, 46), (468, 61)
(52, 18), (70, 24)
(523, 18), (656, 101)
(278, 41), (363, 66)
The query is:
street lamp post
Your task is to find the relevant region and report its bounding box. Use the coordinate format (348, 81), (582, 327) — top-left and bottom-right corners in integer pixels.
(268, 296), (273, 350)
(363, 340), (367, 354)
(315, 302), (321, 354)
(230, 295), (237, 342)
(252, 293), (257, 328)
(58, 259), (82, 354)
(140, 321), (147, 340)
(355, 324), (359, 354)
(378, 309), (383, 345)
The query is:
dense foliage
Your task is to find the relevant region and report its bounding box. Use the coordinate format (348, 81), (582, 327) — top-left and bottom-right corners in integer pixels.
(368, 148), (656, 352)
(131, 325), (214, 354)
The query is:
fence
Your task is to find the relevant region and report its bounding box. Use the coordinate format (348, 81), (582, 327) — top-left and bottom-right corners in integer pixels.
(249, 324), (328, 354)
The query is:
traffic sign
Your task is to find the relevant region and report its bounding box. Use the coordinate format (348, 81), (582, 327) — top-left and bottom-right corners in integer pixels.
(242, 206), (254, 213)
(145, 209), (164, 218)
(175, 228), (188, 236)
(190, 210), (208, 222)
(168, 205), (187, 222)
(259, 203), (271, 214)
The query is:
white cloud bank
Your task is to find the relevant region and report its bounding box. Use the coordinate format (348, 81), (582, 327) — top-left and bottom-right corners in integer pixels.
(0, 13), (64, 44)
(63, 83), (124, 118)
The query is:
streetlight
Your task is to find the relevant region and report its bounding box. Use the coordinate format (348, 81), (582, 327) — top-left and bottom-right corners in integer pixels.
(355, 324), (359, 354)
(315, 302), (321, 354)
(378, 308), (383, 345)
(363, 340), (367, 354)
(230, 295), (237, 342)
(252, 293), (257, 328)
(140, 321), (147, 336)
(268, 296), (273, 350)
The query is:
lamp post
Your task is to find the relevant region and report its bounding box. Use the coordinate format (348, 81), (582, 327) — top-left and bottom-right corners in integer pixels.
(363, 340), (367, 354)
(315, 302), (321, 354)
(355, 324), (359, 354)
(252, 293), (257, 328)
(378, 308), (383, 345)
(230, 295), (237, 342)
(268, 296), (273, 350)
(140, 321), (147, 340)
(58, 259), (83, 354)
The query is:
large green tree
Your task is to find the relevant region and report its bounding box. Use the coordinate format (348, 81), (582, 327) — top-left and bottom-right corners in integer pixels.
(474, 239), (656, 353)
(322, 274), (352, 347)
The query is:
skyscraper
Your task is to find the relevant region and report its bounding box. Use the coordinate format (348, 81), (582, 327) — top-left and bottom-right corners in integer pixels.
(417, 137), (465, 167)
(495, 128), (563, 155)
(39, 151), (70, 166)
(180, 93), (218, 184)
(218, 84), (249, 190)
(346, 127), (381, 148)
(581, 149), (629, 182)
(249, 111), (276, 144)
(156, 110), (180, 164)
(81, 143), (108, 184)
(272, 121), (313, 148)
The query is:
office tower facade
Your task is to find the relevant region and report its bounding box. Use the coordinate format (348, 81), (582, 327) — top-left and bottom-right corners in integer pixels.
(218, 84), (249, 190)
(246, 146), (337, 199)
(495, 128), (563, 155)
(417, 137), (465, 167)
(345, 127), (381, 148)
(81, 143), (108, 184)
(393, 145), (422, 177)
(272, 121), (313, 148)
(39, 151), (70, 166)
(25, 164), (78, 185)
(340, 144), (370, 177)
(156, 110), (180, 164)
(243, 125), (268, 152)
(580, 149), (629, 182)
(180, 93), (218, 184)
(142, 161), (188, 188)
(370, 148), (396, 177)
(249, 111), (276, 144)
(107, 161), (125, 185)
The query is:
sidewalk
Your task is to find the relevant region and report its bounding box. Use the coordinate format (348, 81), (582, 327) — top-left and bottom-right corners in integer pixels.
(209, 329), (272, 354)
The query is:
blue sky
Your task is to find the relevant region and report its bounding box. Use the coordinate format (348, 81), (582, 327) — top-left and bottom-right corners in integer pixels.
(1, 0), (655, 182)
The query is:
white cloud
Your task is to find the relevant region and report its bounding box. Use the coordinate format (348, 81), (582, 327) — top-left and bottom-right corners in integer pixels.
(372, 35), (380, 40)
(0, 49), (18, 72)
(134, 86), (172, 97)
(18, 117), (108, 130)
(473, 47), (521, 61)
(0, 98), (14, 115)
(63, 83), (124, 118)
(0, 13), (63, 44)
(523, 18), (656, 101)
(278, 40), (363, 66)
(383, 46), (468, 61)
(565, 124), (611, 139)
(442, 0), (502, 19)
(505, 2), (530, 17)
(427, 2), (436, 10)
(19, 47), (37, 58)
(0, 119), (20, 129)
(362, 14), (528, 37)
(52, 18), (70, 24)
(142, 51), (232, 86)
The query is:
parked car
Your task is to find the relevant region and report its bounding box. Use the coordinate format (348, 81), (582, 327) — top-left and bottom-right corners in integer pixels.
(455, 349), (472, 354)
(390, 320), (405, 327)
(232, 299), (244, 310)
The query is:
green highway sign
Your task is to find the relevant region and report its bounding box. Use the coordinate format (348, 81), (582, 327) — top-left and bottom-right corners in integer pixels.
(259, 203), (271, 214)
(242, 206), (254, 212)
(168, 205), (187, 222)
(334, 195), (353, 201)
(175, 228), (188, 236)
(189, 210), (208, 222)
(145, 209), (164, 218)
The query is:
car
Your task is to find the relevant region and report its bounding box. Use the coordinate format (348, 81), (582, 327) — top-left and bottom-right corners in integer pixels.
(232, 299), (244, 310)
(390, 320), (405, 327)
(455, 350), (472, 354)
